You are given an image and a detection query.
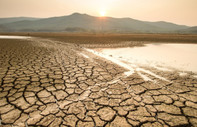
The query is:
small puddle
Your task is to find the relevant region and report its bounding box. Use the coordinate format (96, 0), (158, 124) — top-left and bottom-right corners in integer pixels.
(0, 35), (31, 39)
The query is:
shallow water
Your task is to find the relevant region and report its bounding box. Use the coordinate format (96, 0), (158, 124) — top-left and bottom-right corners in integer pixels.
(99, 43), (197, 73)
(0, 35), (31, 39)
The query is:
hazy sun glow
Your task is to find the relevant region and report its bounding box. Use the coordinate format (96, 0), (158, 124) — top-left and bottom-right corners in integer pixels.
(99, 10), (106, 17)
(0, 0), (196, 25)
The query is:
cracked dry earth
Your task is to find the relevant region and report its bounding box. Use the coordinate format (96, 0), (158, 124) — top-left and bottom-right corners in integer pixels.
(0, 37), (197, 127)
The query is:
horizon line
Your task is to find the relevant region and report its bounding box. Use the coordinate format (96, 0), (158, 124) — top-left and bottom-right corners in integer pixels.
(0, 12), (195, 27)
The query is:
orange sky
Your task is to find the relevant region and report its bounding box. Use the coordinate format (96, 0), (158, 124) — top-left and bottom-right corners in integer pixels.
(0, 0), (197, 26)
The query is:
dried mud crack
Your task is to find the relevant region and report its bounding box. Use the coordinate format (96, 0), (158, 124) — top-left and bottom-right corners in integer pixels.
(0, 37), (197, 127)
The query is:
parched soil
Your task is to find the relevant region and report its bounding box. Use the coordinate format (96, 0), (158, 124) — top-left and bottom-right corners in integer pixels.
(0, 36), (197, 127)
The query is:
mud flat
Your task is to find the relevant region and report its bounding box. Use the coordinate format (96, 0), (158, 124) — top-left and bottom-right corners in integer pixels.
(0, 36), (197, 127)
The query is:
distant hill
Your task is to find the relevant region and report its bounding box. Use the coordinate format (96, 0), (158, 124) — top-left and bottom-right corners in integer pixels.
(179, 26), (197, 33)
(0, 17), (41, 25)
(0, 13), (195, 33)
(146, 21), (188, 32)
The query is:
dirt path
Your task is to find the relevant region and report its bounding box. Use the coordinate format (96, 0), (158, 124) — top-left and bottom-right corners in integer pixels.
(0, 37), (197, 127)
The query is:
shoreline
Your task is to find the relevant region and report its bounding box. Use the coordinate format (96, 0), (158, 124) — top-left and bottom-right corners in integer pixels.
(93, 43), (197, 73)
(84, 46), (197, 81)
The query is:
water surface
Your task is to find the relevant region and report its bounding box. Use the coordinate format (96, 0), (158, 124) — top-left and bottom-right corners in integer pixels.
(0, 35), (31, 39)
(99, 43), (197, 73)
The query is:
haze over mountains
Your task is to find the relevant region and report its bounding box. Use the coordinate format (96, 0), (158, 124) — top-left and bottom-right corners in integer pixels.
(0, 13), (196, 33)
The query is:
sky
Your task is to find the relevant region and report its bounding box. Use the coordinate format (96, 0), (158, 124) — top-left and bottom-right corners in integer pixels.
(0, 0), (197, 26)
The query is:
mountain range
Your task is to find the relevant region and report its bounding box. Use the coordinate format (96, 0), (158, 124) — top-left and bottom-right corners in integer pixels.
(0, 13), (196, 33)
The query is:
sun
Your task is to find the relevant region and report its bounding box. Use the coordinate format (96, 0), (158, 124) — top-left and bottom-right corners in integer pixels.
(99, 10), (106, 17)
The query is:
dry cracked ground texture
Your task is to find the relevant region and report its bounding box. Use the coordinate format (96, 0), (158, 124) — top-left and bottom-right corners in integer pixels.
(0, 37), (197, 127)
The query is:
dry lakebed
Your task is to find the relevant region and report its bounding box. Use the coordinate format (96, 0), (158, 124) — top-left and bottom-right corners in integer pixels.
(0, 35), (197, 127)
